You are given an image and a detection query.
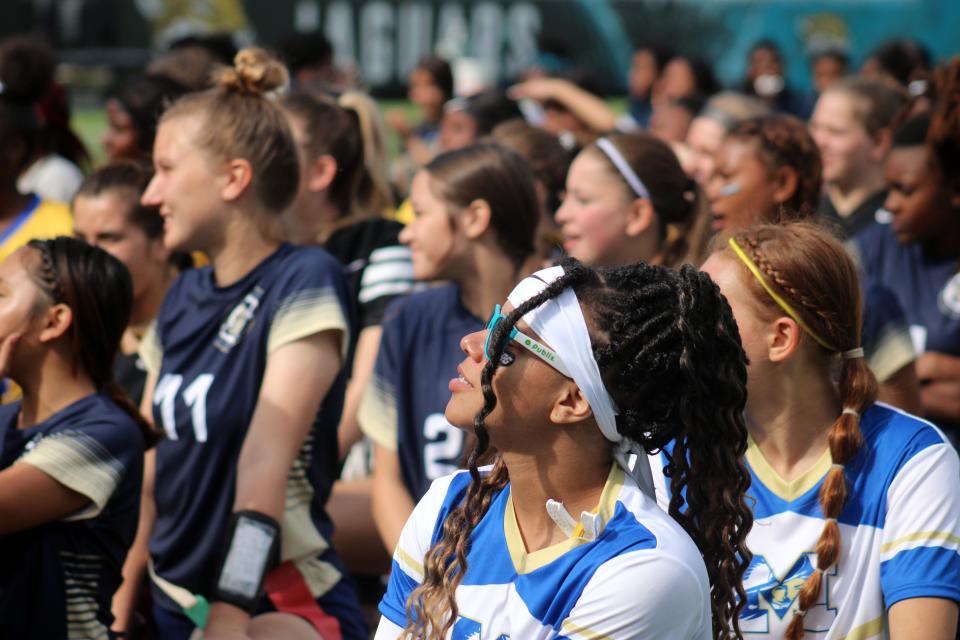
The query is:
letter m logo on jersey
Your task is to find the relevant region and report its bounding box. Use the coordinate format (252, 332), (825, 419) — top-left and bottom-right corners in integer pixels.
(451, 616), (509, 640)
(740, 552), (837, 633)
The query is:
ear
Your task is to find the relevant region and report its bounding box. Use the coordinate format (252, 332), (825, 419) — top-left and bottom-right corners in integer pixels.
(767, 316), (803, 363)
(37, 303), (73, 344)
(624, 197), (655, 238)
(549, 381), (594, 425)
(220, 158), (255, 202)
(307, 155), (338, 193)
(771, 166), (799, 206)
(461, 198), (493, 239)
(870, 128), (893, 161)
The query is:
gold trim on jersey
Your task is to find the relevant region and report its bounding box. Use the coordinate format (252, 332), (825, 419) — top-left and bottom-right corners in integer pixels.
(838, 615), (884, 640)
(504, 464), (624, 574)
(358, 373), (399, 451)
(745, 435), (832, 502)
(561, 618), (615, 640)
(880, 530), (960, 554)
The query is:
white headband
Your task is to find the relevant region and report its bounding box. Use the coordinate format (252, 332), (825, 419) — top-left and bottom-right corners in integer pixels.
(506, 266), (655, 497)
(595, 137), (651, 200)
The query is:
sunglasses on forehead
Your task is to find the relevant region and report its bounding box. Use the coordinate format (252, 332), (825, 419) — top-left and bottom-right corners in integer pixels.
(483, 304), (571, 377)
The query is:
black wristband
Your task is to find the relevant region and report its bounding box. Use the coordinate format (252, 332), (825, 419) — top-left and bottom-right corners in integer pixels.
(212, 510), (281, 612)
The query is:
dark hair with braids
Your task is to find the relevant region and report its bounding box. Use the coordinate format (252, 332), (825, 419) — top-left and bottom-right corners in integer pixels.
(25, 237), (157, 446)
(586, 132), (702, 267)
(727, 114), (823, 219)
(720, 222), (878, 639)
(403, 258), (753, 639)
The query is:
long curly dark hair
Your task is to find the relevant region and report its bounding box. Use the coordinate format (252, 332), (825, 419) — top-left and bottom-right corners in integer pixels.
(402, 258), (753, 639)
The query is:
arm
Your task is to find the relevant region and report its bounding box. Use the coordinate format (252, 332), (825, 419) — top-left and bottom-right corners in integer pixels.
(0, 463), (89, 534)
(328, 475), (391, 576)
(371, 442), (415, 553)
(889, 598), (958, 640)
(338, 326), (384, 459)
(877, 362), (923, 415)
(916, 352), (960, 421)
(205, 330), (343, 634)
(509, 77), (617, 133)
(112, 369), (158, 632)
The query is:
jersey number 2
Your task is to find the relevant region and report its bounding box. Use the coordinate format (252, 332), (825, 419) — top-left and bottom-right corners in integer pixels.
(154, 373), (215, 442)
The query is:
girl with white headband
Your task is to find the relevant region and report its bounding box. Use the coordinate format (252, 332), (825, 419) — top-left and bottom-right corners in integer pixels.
(556, 132), (709, 269)
(374, 259), (754, 639)
(698, 222), (959, 639)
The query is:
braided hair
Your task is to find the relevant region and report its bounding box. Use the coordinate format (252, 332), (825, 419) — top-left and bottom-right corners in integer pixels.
(403, 258), (753, 639)
(26, 237), (157, 446)
(722, 223), (878, 639)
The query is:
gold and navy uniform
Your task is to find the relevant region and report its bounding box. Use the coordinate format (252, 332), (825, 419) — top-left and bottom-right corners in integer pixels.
(141, 243), (366, 638)
(0, 393), (145, 639)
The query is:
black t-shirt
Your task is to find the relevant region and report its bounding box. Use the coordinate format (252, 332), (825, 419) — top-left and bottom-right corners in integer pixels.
(323, 218), (415, 333)
(819, 190), (887, 238)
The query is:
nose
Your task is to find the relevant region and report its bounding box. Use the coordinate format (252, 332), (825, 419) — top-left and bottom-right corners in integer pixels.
(460, 330), (485, 361)
(883, 190), (900, 215)
(141, 175), (161, 207)
(398, 222), (413, 246)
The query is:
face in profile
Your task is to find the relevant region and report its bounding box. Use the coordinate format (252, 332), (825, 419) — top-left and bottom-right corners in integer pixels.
(101, 100), (141, 162)
(884, 145), (952, 246)
(399, 170), (460, 281)
(706, 137), (779, 232)
(439, 109), (478, 152)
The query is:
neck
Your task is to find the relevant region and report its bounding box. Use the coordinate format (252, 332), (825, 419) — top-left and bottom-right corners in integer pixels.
(0, 184), (31, 220)
(17, 354), (96, 429)
(502, 448), (611, 552)
(745, 365), (840, 478)
(208, 211), (281, 287)
(921, 210), (960, 259)
(826, 169), (886, 217)
(131, 268), (175, 329)
(456, 246), (529, 320)
(285, 196), (343, 245)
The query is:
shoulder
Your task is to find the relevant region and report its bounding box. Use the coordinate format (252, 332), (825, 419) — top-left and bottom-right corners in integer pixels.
(853, 220), (900, 267)
(382, 284), (461, 327)
(273, 243), (344, 280)
(329, 218), (404, 253)
(861, 403), (950, 459)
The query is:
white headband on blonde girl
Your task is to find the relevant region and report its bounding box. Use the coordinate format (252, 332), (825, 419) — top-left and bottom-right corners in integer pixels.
(595, 137), (651, 200)
(506, 266), (656, 502)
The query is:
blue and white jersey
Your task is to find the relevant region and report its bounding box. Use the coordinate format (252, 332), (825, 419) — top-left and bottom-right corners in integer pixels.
(0, 393), (145, 639)
(375, 464), (712, 640)
(359, 284), (482, 500)
(140, 243), (355, 616)
(651, 403), (960, 639)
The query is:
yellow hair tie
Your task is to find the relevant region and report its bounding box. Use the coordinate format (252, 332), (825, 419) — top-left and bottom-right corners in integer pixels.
(727, 237), (837, 351)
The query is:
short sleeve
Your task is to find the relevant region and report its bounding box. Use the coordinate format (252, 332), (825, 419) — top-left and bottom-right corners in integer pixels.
(862, 282), (916, 382)
(559, 551), (711, 640)
(358, 301), (406, 451)
(139, 322), (162, 377)
(267, 250), (351, 358)
(357, 245), (415, 330)
(18, 422), (144, 519)
(879, 437), (960, 607)
(378, 473), (462, 626)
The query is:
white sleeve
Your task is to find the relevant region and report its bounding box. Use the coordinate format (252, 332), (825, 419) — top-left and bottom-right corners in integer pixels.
(373, 616), (404, 640)
(879, 440), (960, 606)
(559, 550), (711, 640)
(378, 472), (463, 626)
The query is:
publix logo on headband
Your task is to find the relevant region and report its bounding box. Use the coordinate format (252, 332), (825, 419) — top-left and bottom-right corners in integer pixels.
(525, 338), (557, 362)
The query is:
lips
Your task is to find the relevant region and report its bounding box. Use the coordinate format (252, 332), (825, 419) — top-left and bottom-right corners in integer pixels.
(710, 212), (726, 231)
(448, 364), (474, 393)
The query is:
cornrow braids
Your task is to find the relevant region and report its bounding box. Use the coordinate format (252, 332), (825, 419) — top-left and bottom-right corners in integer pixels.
(26, 238), (157, 446)
(403, 259), (753, 639)
(725, 224), (878, 639)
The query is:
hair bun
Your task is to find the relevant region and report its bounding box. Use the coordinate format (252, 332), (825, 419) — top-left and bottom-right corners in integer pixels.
(216, 47), (289, 97)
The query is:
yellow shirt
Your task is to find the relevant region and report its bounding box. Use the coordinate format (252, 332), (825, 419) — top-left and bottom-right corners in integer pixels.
(0, 196), (73, 263)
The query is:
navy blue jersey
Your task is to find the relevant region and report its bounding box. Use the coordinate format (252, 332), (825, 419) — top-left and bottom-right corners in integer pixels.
(359, 284), (482, 500)
(860, 279), (916, 383)
(856, 221), (960, 357)
(140, 243), (356, 616)
(0, 393), (145, 639)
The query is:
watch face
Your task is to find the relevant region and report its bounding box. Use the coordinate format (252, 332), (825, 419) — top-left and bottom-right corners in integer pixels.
(938, 272), (960, 320)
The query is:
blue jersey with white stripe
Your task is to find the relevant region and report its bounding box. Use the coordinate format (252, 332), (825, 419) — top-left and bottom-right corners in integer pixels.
(651, 403), (960, 639)
(0, 393), (144, 639)
(376, 464), (712, 639)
